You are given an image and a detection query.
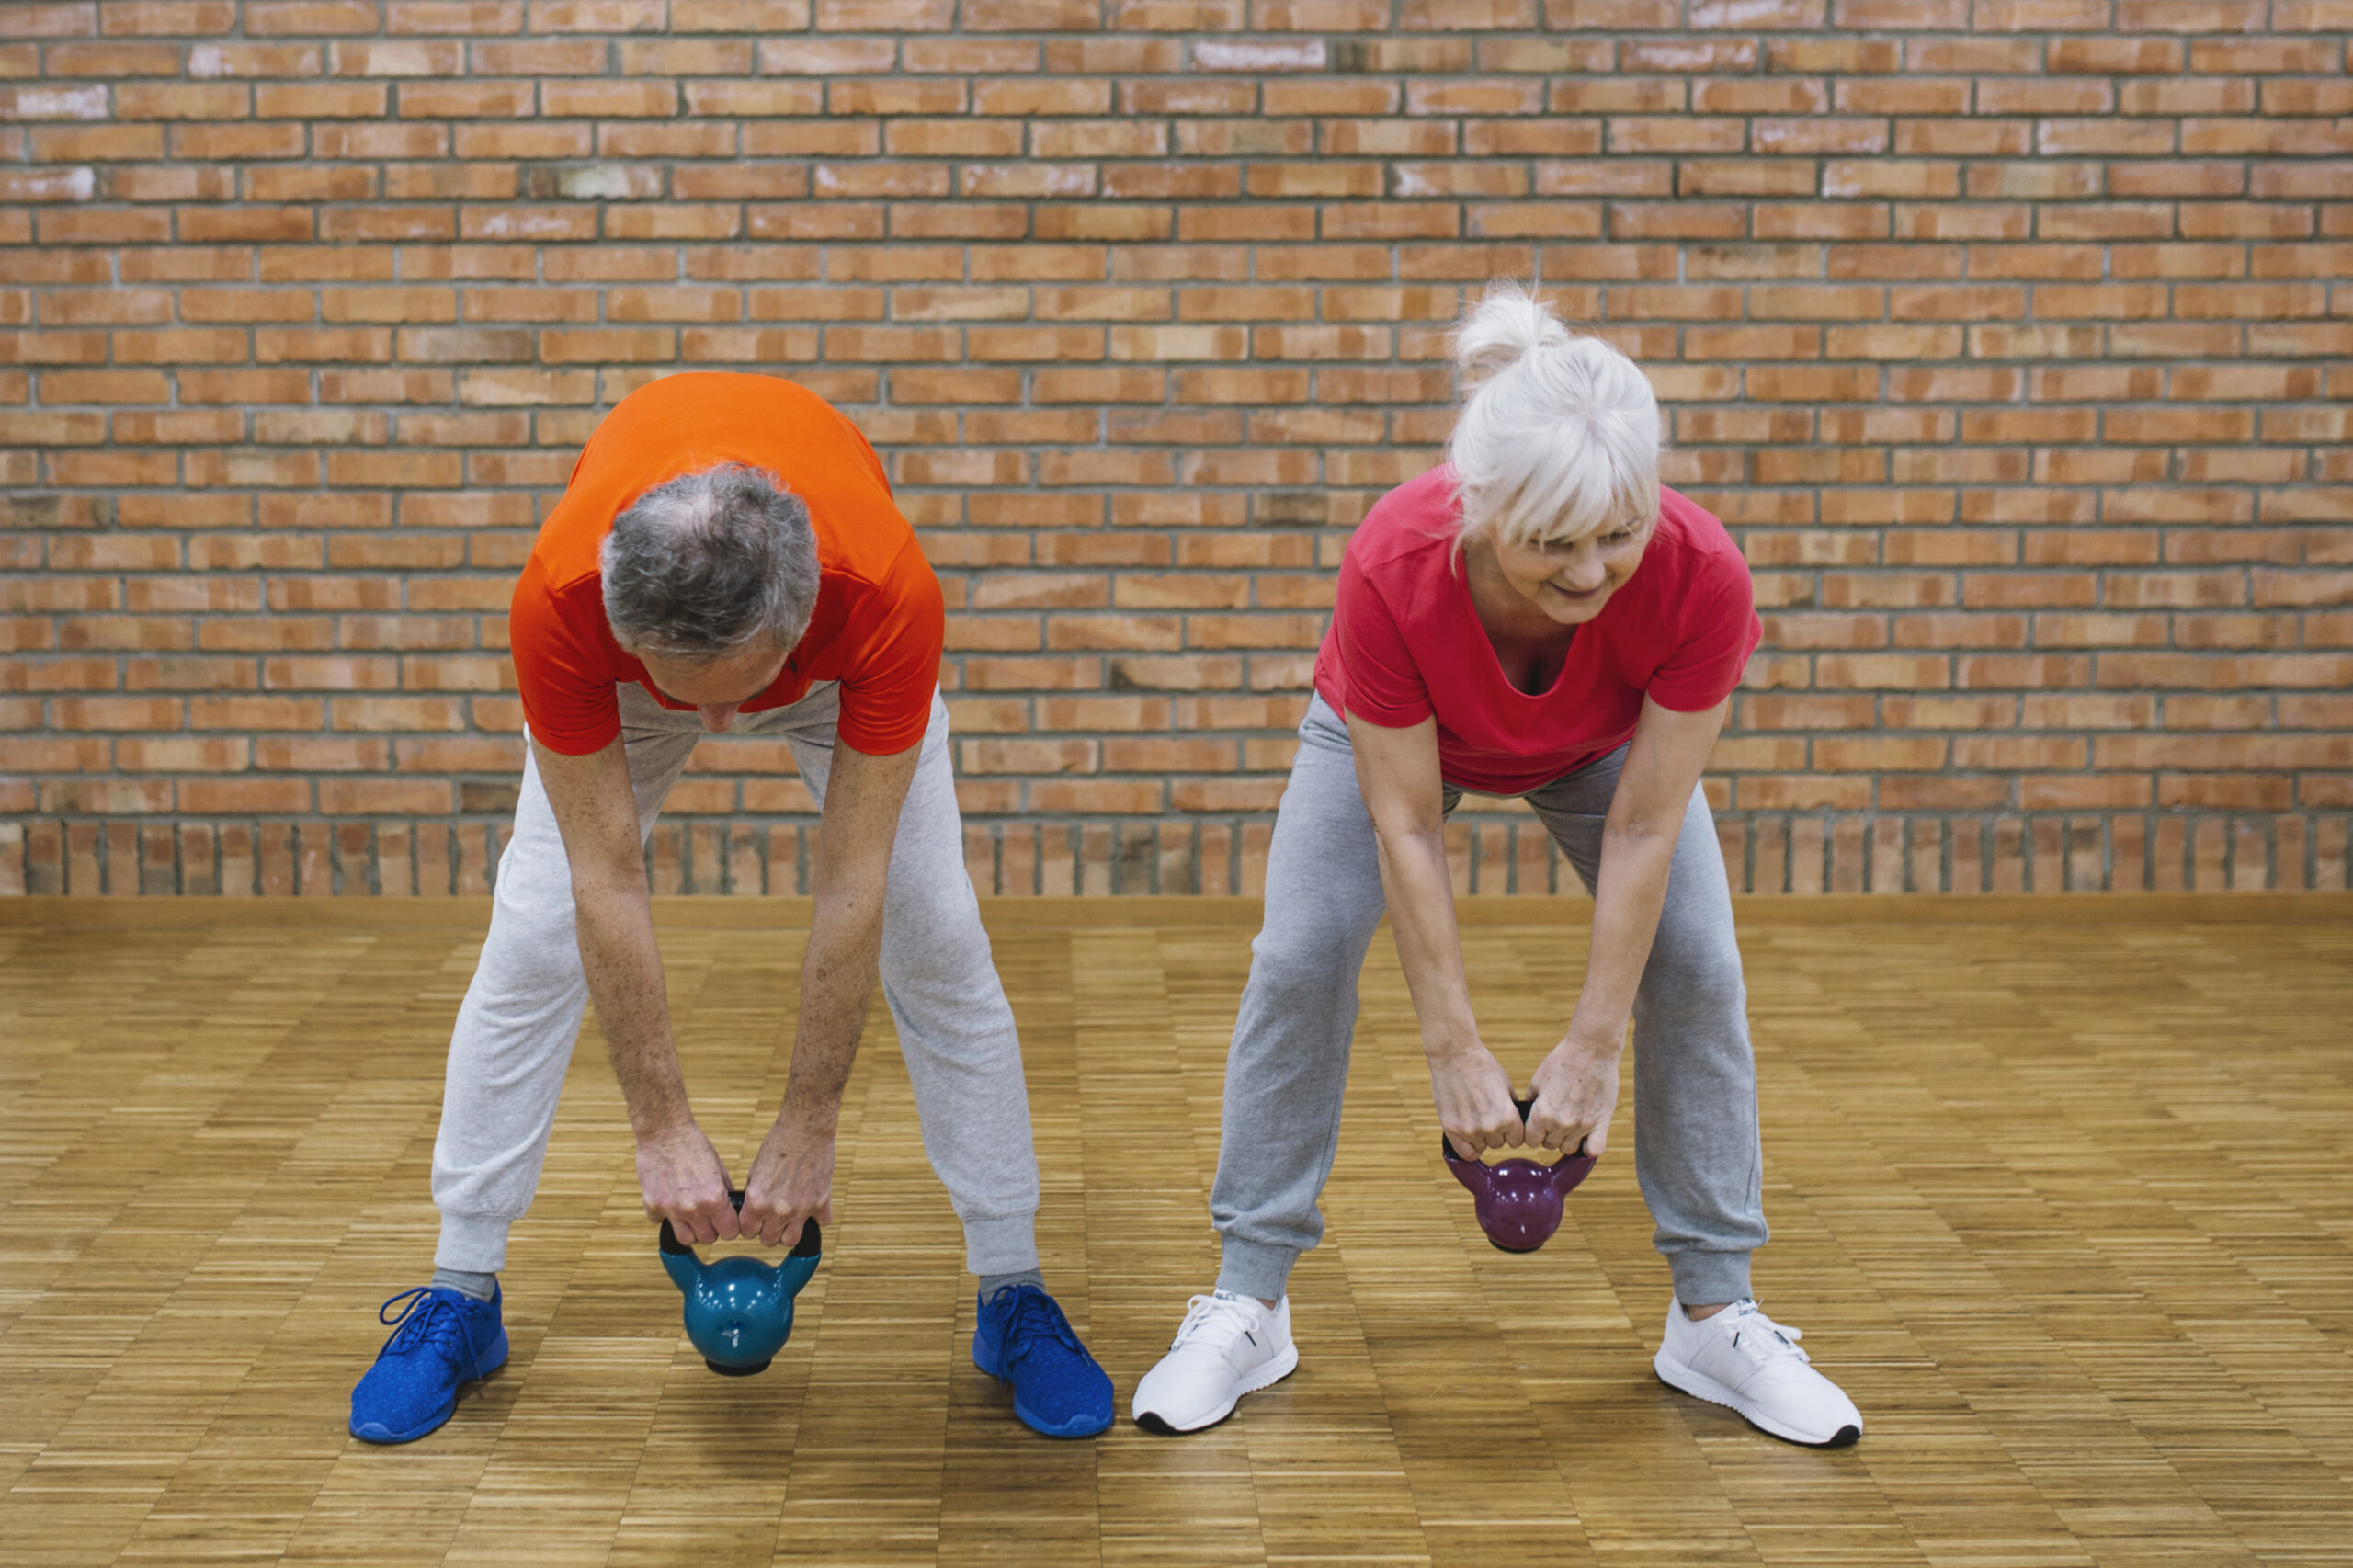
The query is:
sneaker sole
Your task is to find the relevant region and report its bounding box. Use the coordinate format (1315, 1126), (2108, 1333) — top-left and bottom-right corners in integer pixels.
(1652, 1348), (1859, 1449)
(349, 1329), (510, 1446)
(1132, 1343), (1300, 1436)
(1011, 1395), (1113, 1440)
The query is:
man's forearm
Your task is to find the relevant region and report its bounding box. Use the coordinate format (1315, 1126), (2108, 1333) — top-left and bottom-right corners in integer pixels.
(779, 886), (886, 1129)
(573, 878), (693, 1135)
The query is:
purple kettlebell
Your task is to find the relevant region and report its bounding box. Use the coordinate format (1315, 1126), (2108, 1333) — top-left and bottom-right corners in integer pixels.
(1442, 1096), (1597, 1253)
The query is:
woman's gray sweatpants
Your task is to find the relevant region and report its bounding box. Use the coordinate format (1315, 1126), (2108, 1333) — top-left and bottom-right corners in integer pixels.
(1211, 695), (1767, 1307)
(430, 681), (1041, 1279)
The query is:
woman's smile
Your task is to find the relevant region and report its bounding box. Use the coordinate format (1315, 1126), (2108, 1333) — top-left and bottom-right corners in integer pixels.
(1478, 519), (1653, 631)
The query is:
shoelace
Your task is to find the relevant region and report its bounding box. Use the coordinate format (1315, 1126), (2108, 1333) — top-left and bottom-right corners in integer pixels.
(993, 1286), (1082, 1370)
(1169, 1292), (1263, 1356)
(377, 1287), (473, 1369)
(1716, 1301), (1812, 1368)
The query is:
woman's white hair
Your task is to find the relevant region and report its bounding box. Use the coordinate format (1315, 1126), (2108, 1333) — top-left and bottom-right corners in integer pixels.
(1448, 281), (1663, 551)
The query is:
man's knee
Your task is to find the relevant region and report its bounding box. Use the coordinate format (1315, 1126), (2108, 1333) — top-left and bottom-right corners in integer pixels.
(881, 887), (995, 995)
(468, 879), (584, 1002)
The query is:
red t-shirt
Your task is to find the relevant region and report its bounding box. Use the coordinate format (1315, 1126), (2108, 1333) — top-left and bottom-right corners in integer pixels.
(1313, 466), (1760, 795)
(510, 373), (944, 758)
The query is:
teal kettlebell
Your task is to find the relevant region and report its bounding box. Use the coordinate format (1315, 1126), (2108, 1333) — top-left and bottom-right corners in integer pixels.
(658, 1190), (822, 1376)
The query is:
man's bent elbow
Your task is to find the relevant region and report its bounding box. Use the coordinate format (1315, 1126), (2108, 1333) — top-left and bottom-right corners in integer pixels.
(811, 873), (890, 944)
(568, 861), (649, 918)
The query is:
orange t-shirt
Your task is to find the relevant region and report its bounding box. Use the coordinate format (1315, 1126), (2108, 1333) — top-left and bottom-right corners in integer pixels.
(510, 373), (944, 757)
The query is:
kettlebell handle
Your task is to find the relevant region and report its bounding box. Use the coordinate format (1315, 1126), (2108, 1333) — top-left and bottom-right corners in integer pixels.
(1439, 1096), (1589, 1163)
(658, 1188), (823, 1259)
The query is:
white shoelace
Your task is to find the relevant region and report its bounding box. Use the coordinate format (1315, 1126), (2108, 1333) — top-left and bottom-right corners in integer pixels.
(1712, 1301), (1813, 1368)
(1170, 1291), (1266, 1356)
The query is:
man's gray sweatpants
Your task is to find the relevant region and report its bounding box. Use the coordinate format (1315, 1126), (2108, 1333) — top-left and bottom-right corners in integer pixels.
(430, 680), (1041, 1278)
(1211, 695), (1767, 1307)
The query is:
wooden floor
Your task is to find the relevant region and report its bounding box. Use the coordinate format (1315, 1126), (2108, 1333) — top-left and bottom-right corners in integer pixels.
(1, 897), (2349, 1567)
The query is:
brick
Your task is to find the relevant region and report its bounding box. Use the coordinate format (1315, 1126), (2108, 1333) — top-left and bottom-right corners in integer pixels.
(384, 1), (522, 30)
(6, 85), (116, 132)
(525, 0), (665, 27)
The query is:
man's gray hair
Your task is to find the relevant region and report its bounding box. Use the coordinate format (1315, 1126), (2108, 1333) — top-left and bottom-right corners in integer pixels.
(598, 463), (821, 661)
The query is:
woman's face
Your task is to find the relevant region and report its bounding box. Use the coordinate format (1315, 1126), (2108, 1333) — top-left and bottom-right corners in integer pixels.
(1487, 517), (1652, 627)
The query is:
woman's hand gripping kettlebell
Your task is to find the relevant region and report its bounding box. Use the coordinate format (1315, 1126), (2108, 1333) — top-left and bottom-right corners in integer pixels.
(1525, 1028), (1621, 1158)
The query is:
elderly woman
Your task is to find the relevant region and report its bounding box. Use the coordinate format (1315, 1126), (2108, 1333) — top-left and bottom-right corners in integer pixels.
(1131, 286), (1861, 1448)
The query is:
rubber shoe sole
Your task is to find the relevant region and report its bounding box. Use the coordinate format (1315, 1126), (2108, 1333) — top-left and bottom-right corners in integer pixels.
(349, 1327), (510, 1446)
(1132, 1342), (1300, 1436)
(1653, 1346), (1859, 1449)
(1010, 1392), (1112, 1440)
(971, 1330), (1112, 1440)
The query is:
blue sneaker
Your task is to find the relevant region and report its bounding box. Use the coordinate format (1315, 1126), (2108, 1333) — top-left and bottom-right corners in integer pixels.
(349, 1284), (509, 1444)
(972, 1284), (1113, 1438)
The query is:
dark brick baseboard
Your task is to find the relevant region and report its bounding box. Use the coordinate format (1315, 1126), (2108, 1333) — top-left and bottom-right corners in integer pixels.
(6, 812), (2346, 898)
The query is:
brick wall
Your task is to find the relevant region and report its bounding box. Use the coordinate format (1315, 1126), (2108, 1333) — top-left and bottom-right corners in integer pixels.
(3, 0), (2348, 898)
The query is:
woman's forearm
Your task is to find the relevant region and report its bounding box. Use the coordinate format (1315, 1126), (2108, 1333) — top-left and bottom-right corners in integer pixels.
(1566, 822), (1678, 1048)
(1376, 825), (1481, 1056)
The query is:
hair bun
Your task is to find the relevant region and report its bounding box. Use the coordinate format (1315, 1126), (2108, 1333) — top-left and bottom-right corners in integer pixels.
(1454, 281), (1571, 386)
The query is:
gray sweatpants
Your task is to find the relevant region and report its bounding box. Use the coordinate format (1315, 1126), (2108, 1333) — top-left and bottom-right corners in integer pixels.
(1211, 695), (1766, 1306)
(430, 680), (1041, 1278)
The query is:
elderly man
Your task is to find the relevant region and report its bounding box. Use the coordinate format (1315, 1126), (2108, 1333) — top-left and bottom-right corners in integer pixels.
(349, 372), (1111, 1442)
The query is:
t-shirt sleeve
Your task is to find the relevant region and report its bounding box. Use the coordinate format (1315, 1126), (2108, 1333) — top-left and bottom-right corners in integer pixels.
(1332, 550), (1434, 728)
(1646, 551), (1762, 713)
(511, 560), (624, 755)
(842, 413), (895, 497)
(834, 541), (944, 755)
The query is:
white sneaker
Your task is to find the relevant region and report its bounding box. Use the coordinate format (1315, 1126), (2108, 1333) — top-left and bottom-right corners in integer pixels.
(1654, 1298), (1862, 1448)
(1131, 1290), (1299, 1433)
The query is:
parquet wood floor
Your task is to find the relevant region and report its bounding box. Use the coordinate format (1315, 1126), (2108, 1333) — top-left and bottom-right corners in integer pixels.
(1, 896), (2348, 1567)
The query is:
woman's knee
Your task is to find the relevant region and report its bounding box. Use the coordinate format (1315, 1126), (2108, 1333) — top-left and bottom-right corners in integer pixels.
(1640, 926), (1747, 1026)
(1244, 922), (1374, 1018)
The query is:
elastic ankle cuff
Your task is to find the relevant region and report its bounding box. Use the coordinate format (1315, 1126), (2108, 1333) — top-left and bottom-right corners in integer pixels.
(977, 1268), (1043, 1301)
(962, 1214), (1039, 1279)
(1667, 1250), (1753, 1308)
(435, 1211), (512, 1275)
(1216, 1238), (1298, 1302)
(431, 1267), (497, 1303)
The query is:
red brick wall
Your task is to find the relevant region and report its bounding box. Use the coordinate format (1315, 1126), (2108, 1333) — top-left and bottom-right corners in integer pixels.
(4, 0), (2348, 898)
